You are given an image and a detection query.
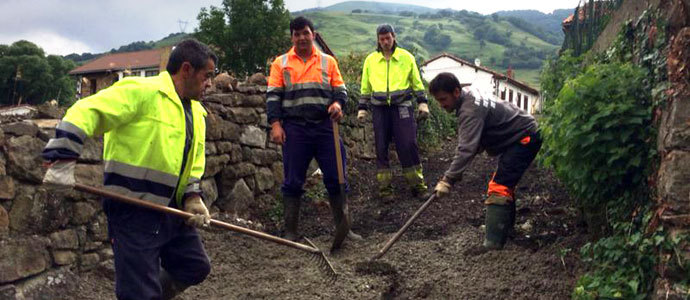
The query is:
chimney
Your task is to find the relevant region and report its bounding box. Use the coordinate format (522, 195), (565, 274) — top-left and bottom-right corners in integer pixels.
(506, 66), (513, 79)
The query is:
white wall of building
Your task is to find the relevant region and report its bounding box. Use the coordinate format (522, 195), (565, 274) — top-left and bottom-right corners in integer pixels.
(421, 57), (495, 94)
(421, 56), (541, 115)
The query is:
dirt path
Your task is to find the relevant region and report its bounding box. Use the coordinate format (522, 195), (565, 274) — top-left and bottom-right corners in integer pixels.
(56, 140), (587, 299)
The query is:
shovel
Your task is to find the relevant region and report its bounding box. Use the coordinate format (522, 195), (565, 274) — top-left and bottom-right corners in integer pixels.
(330, 121), (352, 252)
(72, 183), (339, 283)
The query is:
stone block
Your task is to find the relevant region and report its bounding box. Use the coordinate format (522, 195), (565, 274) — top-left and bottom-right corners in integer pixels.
(249, 149), (280, 166)
(2, 121), (39, 137)
(661, 98), (690, 151)
(74, 164), (103, 188)
(0, 152), (6, 176)
(52, 250), (77, 266)
(0, 285), (17, 299)
(240, 126), (266, 148)
(79, 138), (103, 163)
(254, 167), (275, 192)
(88, 213), (108, 242)
(271, 162), (284, 187)
(216, 141), (238, 154)
(0, 176), (15, 200)
(658, 151), (690, 205)
(10, 186), (71, 234)
(201, 178), (218, 207)
(72, 201), (98, 225)
(259, 113), (268, 128)
(223, 179), (253, 215)
(227, 107), (259, 124)
(205, 114), (224, 140)
(221, 120), (241, 141)
(6, 136), (46, 183)
(221, 163), (257, 180)
(80, 253), (100, 270)
(205, 142), (217, 156)
(49, 229), (79, 250)
(0, 237), (49, 283)
(248, 73), (267, 86)
(203, 154), (230, 178)
(0, 205), (8, 234)
(243, 95), (266, 107)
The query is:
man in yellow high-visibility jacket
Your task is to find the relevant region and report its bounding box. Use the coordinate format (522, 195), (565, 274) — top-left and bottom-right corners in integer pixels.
(42, 39), (216, 300)
(358, 24), (431, 201)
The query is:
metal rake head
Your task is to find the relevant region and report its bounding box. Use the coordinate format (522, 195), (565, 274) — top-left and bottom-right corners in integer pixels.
(303, 237), (339, 284)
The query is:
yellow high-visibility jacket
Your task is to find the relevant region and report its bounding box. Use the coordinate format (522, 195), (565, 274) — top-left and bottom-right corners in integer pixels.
(42, 72), (206, 207)
(359, 47), (427, 109)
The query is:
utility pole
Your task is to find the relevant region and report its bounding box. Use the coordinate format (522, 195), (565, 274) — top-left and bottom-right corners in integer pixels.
(177, 19), (188, 33)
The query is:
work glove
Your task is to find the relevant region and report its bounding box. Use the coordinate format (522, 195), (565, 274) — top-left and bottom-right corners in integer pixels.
(42, 160), (76, 192)
(417, 103), (430, 121)
(357, 110), (367, 122)
(434, 179), (451, 198)
(184, 195), (211, 228)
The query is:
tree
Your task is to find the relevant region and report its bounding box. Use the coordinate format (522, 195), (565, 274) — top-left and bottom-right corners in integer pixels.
(0, 40), (76, 106)
(195, 0), (291, 75)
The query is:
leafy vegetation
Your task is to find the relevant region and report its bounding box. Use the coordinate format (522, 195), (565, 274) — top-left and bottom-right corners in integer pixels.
(195, 0), (291, 75)
(64, 32), (189, 65)
(540, 7), (689, 298)
(0, 40), (76, 105)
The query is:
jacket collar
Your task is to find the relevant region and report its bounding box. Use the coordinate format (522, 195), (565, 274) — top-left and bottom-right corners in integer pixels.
(157, 71), (183, 104)
(377, 47), (402, 62)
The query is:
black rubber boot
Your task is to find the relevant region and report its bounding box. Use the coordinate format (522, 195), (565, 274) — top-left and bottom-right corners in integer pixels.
(283, 195), (301, 242)
(160, 269), (190, 300)
(483, 204), (513, 250)
(329, 193), (352, 252)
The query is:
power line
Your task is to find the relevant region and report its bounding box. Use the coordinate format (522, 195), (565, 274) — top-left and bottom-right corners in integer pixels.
(177, 19), (188, 33)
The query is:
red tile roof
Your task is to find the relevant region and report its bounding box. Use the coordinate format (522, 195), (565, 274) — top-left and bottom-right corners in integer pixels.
(69, 47), (169, 75)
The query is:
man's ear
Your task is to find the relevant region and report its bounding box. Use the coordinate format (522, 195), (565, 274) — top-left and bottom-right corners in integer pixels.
(181, 62), (193, 78)
(454, 87), (461, 99)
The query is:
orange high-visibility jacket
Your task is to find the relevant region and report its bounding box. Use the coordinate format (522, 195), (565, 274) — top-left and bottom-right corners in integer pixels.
(267, 45), (347, 123)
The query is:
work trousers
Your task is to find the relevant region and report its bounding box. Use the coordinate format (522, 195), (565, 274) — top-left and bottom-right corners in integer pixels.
(281, 119), (347, 198)
(489, 131), (543, 199)
(104, 199), (211, 300)
(372, 105), (421, 169)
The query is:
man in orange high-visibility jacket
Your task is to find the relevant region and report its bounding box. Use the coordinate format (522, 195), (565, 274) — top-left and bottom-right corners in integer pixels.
(267, 16), (361, 251)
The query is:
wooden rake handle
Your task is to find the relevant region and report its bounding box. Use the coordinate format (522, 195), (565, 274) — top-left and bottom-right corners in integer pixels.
(372, 194), (438, 260)
(73, 183), (320, 254)
(332, 121), (345, 185)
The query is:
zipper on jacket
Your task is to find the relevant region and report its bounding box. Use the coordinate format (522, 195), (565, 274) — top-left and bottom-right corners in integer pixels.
(386, 59), (390, 105)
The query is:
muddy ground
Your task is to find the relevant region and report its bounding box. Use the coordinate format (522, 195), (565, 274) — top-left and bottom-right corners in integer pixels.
(47, 140), (589, 299)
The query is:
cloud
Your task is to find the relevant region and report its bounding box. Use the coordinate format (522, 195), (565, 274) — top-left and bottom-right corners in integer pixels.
(0, 30), (94, 55)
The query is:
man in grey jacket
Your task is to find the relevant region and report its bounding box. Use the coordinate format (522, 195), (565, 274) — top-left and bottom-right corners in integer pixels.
(429, 72), (542, 250)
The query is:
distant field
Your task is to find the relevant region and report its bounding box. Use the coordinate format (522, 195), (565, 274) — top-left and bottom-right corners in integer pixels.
(303, 11), (558, 90)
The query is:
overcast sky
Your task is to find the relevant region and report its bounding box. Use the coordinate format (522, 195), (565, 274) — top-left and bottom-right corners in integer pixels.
(0, 0), (578, 56)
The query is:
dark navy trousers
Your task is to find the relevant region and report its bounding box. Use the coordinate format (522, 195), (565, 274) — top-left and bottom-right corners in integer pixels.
(371, 105), (421, 169)
(104, 199), (211, 300)
(281, 119), (347, 198)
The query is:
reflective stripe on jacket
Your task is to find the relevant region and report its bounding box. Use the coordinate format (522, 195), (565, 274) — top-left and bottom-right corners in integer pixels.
(267, 45), (347, 123)
(359, 47), (427, 110)
(42, 71), (207, 207)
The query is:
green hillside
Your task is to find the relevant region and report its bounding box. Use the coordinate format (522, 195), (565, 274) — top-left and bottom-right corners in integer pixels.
(303, 10), (560, 88)
(317, 1), (437, 14)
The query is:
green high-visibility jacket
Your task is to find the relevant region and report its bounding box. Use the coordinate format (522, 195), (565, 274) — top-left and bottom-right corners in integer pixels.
(359, 47), (427, 110)
(42, 72), (207, 207)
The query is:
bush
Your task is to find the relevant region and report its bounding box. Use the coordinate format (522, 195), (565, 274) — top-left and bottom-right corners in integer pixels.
(542, 62), (652, 227)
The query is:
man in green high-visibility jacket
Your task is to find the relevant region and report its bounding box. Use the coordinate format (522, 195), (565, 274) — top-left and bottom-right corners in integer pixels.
(358, 24), (431, 201)
(42, 39), (217, 300)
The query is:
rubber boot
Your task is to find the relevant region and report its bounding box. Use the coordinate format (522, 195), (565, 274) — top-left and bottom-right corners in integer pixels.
(160, 269), (190, 300)
(483, 194), (513, 250)
(376, 170), (394, 201)
(404, 165), (431, 201)
(329, 193), (353, 252)
(283, 195), (301, 242)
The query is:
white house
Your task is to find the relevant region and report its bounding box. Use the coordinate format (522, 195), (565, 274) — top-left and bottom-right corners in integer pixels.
(420, 53), (541, 115)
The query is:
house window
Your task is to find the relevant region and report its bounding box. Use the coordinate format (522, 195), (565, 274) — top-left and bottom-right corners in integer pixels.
(90, 78), (97, 95)
(123, 71), (138, 77)
(517, 92), (522, 108)
(524, 96), (529, 112)
(500, 89), (506, 100)
(145, 70), (159, 77)
(508, 89), (513, 103)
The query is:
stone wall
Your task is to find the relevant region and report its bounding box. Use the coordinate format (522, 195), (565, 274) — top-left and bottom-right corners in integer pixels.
(0, 73), (377, 298)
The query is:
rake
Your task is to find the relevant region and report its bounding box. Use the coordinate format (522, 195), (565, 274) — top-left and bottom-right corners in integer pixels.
(72, 183), (339, 283)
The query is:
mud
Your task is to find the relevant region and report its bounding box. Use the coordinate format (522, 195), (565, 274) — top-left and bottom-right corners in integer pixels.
(44, 139), (587, 299)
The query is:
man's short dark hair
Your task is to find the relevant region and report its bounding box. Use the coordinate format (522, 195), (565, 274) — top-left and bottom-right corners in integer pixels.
(290, 16), (314, 35)
(376, 23), (397, 52)
(166, 39), (218, 75)
(429, 72), (462, 94)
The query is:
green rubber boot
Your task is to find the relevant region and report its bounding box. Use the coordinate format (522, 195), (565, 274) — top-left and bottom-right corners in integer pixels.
(403, 165), (430, 201)
(483, 194), (514, 250)
(376, 169), (394, 201)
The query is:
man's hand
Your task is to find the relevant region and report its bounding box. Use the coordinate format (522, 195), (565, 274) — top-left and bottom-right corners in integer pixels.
(417, 103), (430, 121)
(328, 102), (343, 122)
(434, 179), (452, 198)
(43, 160), (76, 191)
(357, 110), (367, 122)
(270, 121), (286, 145)
(184, 195), (211, 228)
